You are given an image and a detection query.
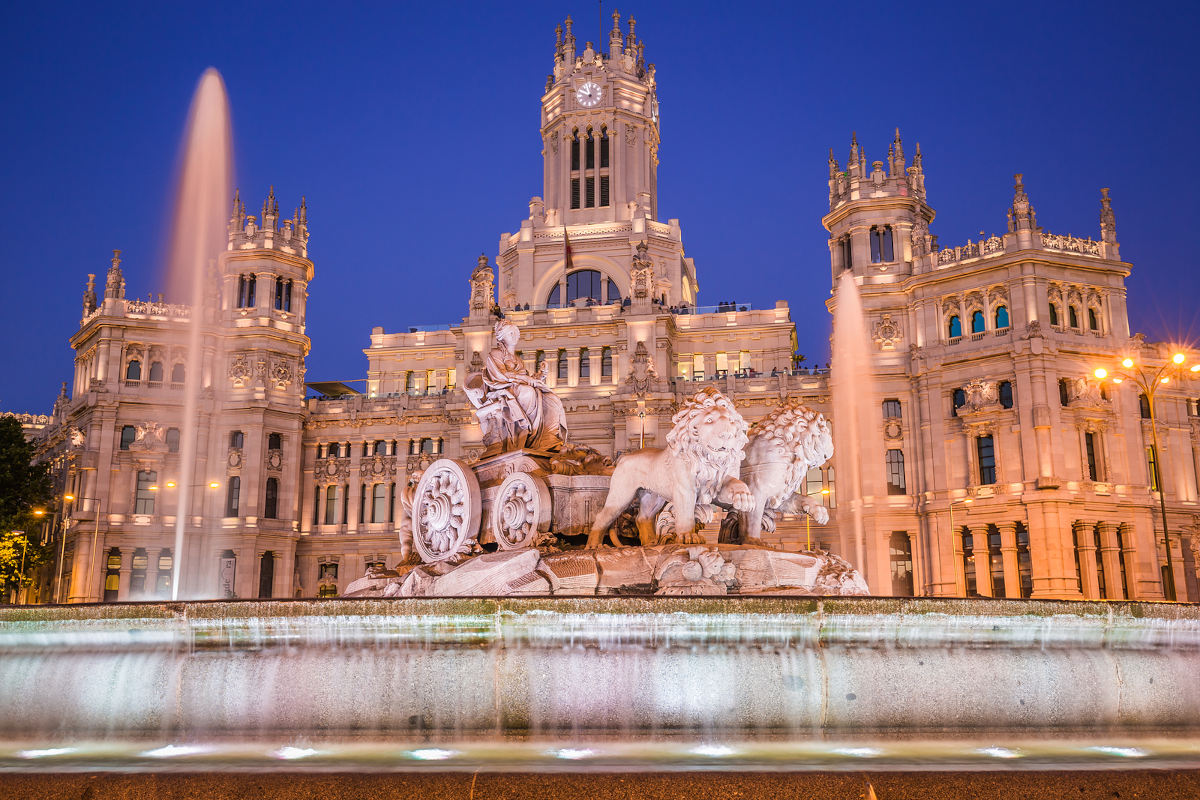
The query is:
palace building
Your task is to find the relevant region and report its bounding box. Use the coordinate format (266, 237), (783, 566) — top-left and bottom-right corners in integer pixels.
(11, 14), (1200, 603)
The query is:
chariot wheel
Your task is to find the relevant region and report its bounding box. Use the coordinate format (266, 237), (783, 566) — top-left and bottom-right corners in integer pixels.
(412, 459), (482, 563)
(491, 472), (551, 550)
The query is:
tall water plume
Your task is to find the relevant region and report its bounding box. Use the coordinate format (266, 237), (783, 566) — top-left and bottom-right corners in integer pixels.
(166, 69), (233, 599)
(830, 270), (882, 591)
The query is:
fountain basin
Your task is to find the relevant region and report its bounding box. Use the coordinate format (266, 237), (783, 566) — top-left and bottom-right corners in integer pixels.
(0, 597), (1197, 772)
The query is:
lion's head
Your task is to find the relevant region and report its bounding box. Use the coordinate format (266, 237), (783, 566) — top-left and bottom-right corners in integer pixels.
(748, 398), (834, 493)
(666, 387), (749, 503)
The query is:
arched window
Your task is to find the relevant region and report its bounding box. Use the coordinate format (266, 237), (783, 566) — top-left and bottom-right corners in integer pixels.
(1088, 307), (1099, 331)
(125, 359), (142, 381)
(599, 128), (610, 207)
(229, 430), (244, 449)
(372, 440), (387, 455)
(999, 381), (1014, 409)
(170, 363), (185, 384)
(838, 236), (853, 270)
(557, 350), (568, 380)
(148, 361), (164, 382)
(570, 130), (581, 209)
(258, 552), (275, 598)
(994, 305), (1010, 329)
(264, 477), (279, 519)
(601, 347), (613, 378)
(1059, 378), (1071, 406)
(579, 348), (590, 379)
(584, 129), (595, 208)
(869, 225), (894, 263)
(283, 279), (293, 312)
(885, 449), (906, 494)
(237, 274), (257, 308)
(131, 548), (148, 596)
(970, 310), (985, 333)
(890, 532), (914, 596)
(268, 433), (282, 450)
(882, 399), (902, 419)
(547, 284), (561, 307)
(420, 438), (434, 454)
(961, 530), (978, 597)
(166, 427), (180, 453)
(225, 476), (241, 517)
(566, 270), (603, 305)
(372, 483), (388, 523)
(1048, 303), (1060, 326)
(1139, 393), (1151, 419)
(947, 315), (962, 339)
(275, 277), (285, 310)
(120, 425), (137, 450)
(1068, 305), (1079, 328)
(535, 350), (546, 373)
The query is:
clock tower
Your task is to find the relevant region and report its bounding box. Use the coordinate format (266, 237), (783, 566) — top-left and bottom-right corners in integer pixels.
(541, 12), (660, 224)
(493, 13), (697, 312)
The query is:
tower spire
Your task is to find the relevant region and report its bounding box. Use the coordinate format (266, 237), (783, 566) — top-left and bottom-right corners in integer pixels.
(104, 249), (125, 300)
(891, 127), (905, 175)
(1007, 173), (1037, 233)
(1100, 187), (1117, 243)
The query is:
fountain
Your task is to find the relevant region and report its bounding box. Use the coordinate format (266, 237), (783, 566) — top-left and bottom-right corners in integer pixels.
(166, 68), (232, 600)
(1, 76), (1199, 797)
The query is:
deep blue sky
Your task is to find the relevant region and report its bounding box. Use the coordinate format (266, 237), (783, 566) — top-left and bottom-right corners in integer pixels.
(3, 1), (1198, 412)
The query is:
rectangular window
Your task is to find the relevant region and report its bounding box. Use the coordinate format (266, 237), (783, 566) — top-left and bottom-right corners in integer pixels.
(889, 532), (914, 596)
(977, 435), (997, 485)
(1147, 445), (1160, 491)
(585, 134), (595, 169)
(570, 137), (580, 170)
(579, 348), (590, 379)
(225, 476), (241, 518)
(882, 398), (902, 419)
(372, 484), (387, 523)
(599, 133), (609, 167)
(585, 176), (595, 208)
(134, 470), (157, 515)
(988, 529), (1006, 598)
(961, 532), (978, 597)
(599, 175), (610, 207)
(885, 449), (906, 495)
(601, 347), (612, 378)
(557, 350), (568, 381)
(1085, 432), (1099, 481)
(1016, 525), (1033, 598)
(571, 178), (580, 209)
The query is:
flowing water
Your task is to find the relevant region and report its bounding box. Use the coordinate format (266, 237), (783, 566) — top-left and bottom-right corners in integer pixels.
(830, 271), (883, 588)
(165, 69), (233, 599)
(0, 597), (1198, 772)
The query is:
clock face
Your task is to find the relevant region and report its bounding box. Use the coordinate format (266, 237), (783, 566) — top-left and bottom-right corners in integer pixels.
(576, 81), (602, 107)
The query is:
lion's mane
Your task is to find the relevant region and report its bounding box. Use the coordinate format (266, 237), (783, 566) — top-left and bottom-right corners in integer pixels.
(665, 387), (749, 505)
(747, 398), (833, 503)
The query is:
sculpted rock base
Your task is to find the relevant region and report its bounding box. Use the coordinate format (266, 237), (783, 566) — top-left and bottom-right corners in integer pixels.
(344, 544), (868, 598)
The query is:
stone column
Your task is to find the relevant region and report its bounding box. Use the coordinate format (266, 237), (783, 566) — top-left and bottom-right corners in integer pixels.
(996, 521), (1021, 598)
(970, 527), (993, 597)
(1097, 521), (1125, 599)
(116, 555), (131, 602)
(69, 529), (94, 603)
(907, 531), (922, 596)
(589, 349), (601, 386)
(1073, 520), (1100, 599)
(567, 352), (580, 387)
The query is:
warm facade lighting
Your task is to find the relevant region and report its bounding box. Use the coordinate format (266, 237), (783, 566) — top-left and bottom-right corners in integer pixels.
(208, 481), (221, 489)
(165, 481), (177, 488)
(1161, 377), (1170, 384)
(1094, 368), (1107, 379)
(63, 494), (75, 502)
(1113, 377), (1123, 383)
(1173, 353), (1186, 364)
(1122, 358), (1135, 368)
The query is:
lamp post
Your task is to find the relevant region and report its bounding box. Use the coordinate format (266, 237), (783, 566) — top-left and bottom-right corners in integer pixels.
(1094, 352), (1196, 601)
(805, 487), (831, 551)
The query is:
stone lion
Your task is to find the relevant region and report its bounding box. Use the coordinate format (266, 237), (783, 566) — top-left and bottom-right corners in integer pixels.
(734, 399), (834, 545)
(587, 387), (755, 548)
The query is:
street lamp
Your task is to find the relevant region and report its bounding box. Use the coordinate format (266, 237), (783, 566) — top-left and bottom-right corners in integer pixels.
(804, 487), (831, 551)
(1094, 350), (1192, 600)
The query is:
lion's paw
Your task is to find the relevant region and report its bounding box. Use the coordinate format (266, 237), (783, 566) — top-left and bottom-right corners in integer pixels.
(680, 530), (707, 544)
(809, 506), (830, 525)
(728, 483), (755, 513)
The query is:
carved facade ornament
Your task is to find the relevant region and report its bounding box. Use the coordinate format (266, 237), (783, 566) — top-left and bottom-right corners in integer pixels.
(623, 339), (662, 397)
(68, 427), (86, 448)
(959, 379), (1001, 414)
(265, 450), (283, 471)
(1066, 377), (1110, 410)
(128, 422), (167, 452)
(359, 455), (397, 480)
(271, 361), (293, 390)
(910, 215), (931, 257)
(229, 354), (251, 388)
(318, 457), (351, 483)
(872, 314), (903, 351)
(1007, 173), (1038, 232)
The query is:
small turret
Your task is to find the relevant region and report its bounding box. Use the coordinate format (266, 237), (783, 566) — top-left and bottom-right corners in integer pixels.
(82, 273), (97, 318)
(468, 253), (496, 321)
(227, 189), (309, 257)
(104, 249), (125, 300)
(890, 128), (906, 177)
(847, 132), (861, 176)
(1006, 173), (1038, 233)
(906, 142), (926, 201)
(609, 10), (623, 58)
(1100, 187), (1116, 243)
(563, 15), (576, 62)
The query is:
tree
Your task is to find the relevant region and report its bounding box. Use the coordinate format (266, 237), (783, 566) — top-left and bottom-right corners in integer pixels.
(0, 416), (53, 600)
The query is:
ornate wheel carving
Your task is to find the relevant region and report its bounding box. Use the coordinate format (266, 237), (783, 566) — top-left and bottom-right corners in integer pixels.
(655, 502), (678, 545)
(491, 472), (551, 550)
(412, 459), (481, 563)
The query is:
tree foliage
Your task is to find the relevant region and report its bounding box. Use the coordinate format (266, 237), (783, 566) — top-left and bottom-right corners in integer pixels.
(0, 416), (53, 598)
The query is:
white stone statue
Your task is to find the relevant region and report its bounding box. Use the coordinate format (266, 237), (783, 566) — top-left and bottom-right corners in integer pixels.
(587, 386), (755, 548)
(396, 469), (423, 565)
(465, 319), (569, 453)
(734, 399), (834, 546)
